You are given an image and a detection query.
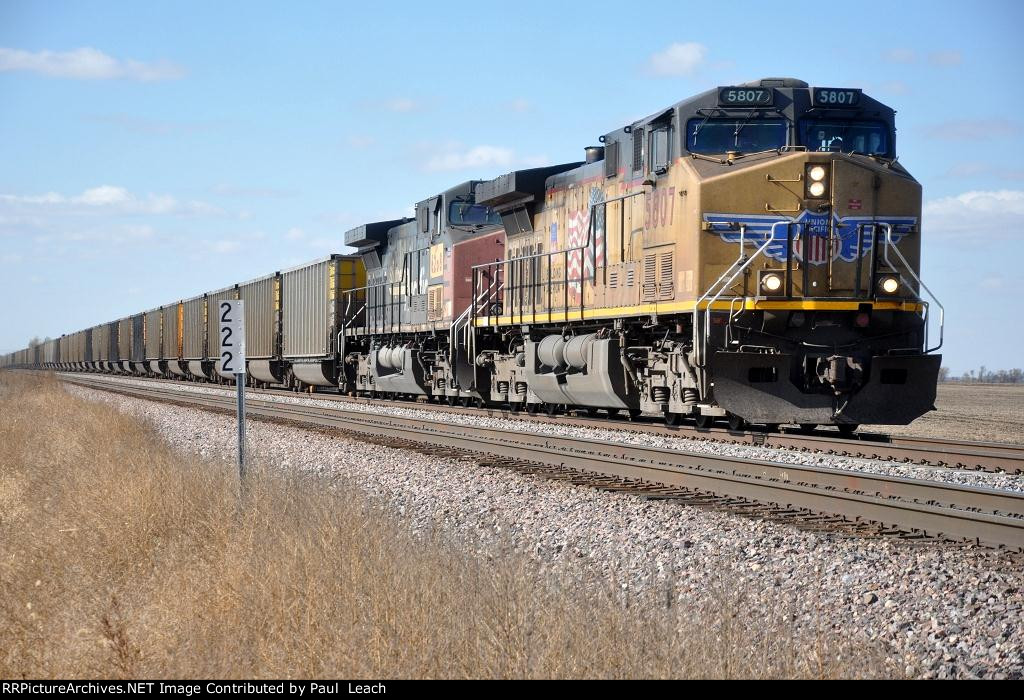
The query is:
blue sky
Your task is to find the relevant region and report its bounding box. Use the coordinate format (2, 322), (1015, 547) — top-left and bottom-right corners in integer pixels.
(1, 0), (1022, 373)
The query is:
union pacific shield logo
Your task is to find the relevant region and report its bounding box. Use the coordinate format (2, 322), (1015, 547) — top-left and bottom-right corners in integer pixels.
(703, 210), (916, 266)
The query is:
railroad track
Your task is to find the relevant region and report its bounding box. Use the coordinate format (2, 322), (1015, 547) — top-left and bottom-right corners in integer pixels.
(57, 372), (1024, 551)
(46, 370), (1024, 474)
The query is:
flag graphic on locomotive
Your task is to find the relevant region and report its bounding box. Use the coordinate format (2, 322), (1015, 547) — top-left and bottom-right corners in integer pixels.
(340, 77), (942, 431)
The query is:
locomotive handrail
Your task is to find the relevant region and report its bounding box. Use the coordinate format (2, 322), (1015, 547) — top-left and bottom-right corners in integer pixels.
(693, 221), (792, 393)
(880, 222), (944, 353)
(469, 188), (646, 325)
(448, 272), (506, 391)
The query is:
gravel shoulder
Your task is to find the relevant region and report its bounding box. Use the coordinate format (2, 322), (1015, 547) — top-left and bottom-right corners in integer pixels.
(68, 383), (1024, 680)
(60, 374), (1024, 493)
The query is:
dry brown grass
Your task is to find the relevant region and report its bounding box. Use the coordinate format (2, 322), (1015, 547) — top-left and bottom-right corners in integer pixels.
(0, 372), (894, 678)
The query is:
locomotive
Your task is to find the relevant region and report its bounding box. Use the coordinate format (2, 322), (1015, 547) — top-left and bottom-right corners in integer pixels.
(339, 77), (941, 432)
(5, 78), (942, 433)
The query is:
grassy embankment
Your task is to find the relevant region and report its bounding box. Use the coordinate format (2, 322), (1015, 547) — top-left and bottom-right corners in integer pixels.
(0, 372), (890, 678)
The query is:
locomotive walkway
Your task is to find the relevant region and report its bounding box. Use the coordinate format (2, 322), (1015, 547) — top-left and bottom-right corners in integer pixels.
(57, 372), (1024, 551)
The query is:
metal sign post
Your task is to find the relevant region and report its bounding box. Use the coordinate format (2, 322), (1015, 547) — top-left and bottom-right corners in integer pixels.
(218, 300), (246, 486)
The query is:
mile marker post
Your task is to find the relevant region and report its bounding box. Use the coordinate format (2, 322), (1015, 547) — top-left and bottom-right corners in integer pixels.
(218, 300), (246, 492)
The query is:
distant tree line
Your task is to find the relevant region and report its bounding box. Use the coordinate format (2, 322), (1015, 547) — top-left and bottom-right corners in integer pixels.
(939, 366), (1024, 383)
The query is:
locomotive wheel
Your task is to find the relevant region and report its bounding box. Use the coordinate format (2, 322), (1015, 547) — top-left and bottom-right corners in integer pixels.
(460, 396), (472, 408)
(727, 413), (746, 432)
(694, 414), (714, 430)
(627, 408), (642, 421)
(606, 408), (621, 419)
(544, 403), (560, 416)
(664, 411), (682, 427)
(799, 423), (817, 433)
(525, 403), (539, 415)
(838, 424), (859, 438)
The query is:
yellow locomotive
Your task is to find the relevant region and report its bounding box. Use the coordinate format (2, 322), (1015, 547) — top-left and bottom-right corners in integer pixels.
(467, 77), (940, 431)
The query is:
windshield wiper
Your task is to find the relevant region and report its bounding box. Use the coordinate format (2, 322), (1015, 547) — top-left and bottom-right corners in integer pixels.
(731, 109), (757, 147)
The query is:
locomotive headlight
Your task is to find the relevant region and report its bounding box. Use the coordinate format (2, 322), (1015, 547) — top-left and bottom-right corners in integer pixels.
(759, 270), (785, 295)
(761, 273), (782, 293)
(877, 275), (900, 295)
(804, 163), (830, 199)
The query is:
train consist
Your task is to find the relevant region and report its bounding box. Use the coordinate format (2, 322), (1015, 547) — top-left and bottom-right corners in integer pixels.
(2, 78), (942, 433)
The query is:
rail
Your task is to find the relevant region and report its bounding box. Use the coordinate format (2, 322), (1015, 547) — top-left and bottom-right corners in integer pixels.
(56, 373), (1024, 550)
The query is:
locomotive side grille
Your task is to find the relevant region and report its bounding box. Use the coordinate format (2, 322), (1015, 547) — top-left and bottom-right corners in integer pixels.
(632, 128), (644, 171)
(605, 141), (619, 178)
(659, 251), (674, 300)
(427, 285), (443, 321)
(626, 268), (635, 287)
(609, 270), (619, 289)
(642, 253), (657, 300)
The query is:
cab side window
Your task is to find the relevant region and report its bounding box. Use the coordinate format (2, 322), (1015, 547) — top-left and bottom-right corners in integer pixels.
(650, 127), (670, 174)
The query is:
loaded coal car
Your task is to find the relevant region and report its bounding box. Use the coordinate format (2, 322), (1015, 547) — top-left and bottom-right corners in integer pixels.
(81, 327), (94, 371)
(182, 294), (206, 380)
(129, 313), (145, 375)
(238, 271), (281, 387)
(465, 77), (940, 432)
(91, 323), (109, 372)
(116, 318), (131, 373)
(279, 255), (365, 390)
(162, 301), (187, 378)
(42, 337), (59, 369)
(144, 306), (163, 376)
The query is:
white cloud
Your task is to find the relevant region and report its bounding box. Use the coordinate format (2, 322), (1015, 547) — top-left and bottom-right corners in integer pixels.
(506, 98), (531, 113)
(382, 98), (422, 113)
(929, 50), (962, 67)
(0, 47), (184, 81)
(647, 42), (707, 77)
(0, 186), (220, 216)
(923, 190), (1024, 239)
(882, 48), (916, 64)
(347, 135), (376, 149)
(75, 185), (131, 206)
(210, 240), (241, 254)
(420, 143), (548, 173)
(285, 227), (305, 240)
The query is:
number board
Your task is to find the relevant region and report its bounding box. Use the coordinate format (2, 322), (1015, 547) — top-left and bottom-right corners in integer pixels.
(218, 300), (246, 376)
(812, 88), (862, 107)
(717, 87), (774, 107)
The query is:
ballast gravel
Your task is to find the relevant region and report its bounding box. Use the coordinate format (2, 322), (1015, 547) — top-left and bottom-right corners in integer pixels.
(64, 374), (1024, 493)
(68, 380), (1024, 680)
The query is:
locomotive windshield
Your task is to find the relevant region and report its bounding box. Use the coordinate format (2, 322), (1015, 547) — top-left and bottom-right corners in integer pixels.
(799, 119), (891, 156)
(449, 201), (502, 226)
(685, 118), (787, 154)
